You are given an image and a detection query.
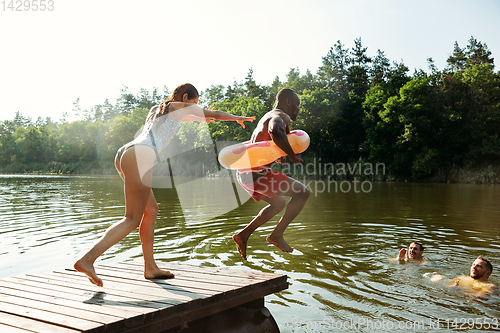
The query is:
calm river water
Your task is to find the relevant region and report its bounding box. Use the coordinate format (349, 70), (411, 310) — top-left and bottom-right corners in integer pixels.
(1, 175), (499, 332)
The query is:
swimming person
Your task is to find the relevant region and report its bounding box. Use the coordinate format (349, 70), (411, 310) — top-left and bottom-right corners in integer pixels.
(74, 83), (255, 286)
(451, 256), (497, 293)
(396, 242), (428, 263)
(233, 88), (310, 260)
(430, 256), (497, 295)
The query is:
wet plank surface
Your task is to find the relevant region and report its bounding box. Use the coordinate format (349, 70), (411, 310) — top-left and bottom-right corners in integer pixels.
(0, 261), (288, 332)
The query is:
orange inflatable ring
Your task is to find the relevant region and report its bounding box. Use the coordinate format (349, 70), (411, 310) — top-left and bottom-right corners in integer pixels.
(218, 130), (310, 170)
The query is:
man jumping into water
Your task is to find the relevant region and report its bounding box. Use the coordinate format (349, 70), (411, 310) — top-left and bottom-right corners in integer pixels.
(233, 88), (310, 260)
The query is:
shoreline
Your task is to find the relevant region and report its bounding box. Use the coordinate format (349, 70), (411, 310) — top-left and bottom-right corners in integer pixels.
(1, 164), (499, 185)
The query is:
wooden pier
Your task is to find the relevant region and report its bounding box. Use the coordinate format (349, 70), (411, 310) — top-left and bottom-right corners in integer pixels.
(0, 261), (288, 332)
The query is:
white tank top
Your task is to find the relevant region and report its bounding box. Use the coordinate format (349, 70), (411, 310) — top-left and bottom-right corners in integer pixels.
(120, 105), (181, 157)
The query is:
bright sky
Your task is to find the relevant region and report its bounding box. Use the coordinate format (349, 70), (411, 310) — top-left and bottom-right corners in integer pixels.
(1, 0), (499, 123)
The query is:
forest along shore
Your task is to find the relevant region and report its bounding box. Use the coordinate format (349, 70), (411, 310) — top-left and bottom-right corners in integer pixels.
(1, 37), (498, 183)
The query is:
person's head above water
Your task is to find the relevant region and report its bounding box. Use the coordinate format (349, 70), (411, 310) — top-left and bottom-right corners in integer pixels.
(408, 242), (424, 260)
(471, 256), (493, 282)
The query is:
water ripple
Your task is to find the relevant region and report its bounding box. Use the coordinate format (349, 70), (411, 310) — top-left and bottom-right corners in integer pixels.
(1, 177), (499, 332)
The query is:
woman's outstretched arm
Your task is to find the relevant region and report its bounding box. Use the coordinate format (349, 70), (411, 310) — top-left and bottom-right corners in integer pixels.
(167, 102), (255, 128)
(202, 108), (255, 128)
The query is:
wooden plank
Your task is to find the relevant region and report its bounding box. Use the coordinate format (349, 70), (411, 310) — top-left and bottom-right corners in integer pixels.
(96, 263), (257, 288)
(0, 322), (36, 333)
(0, 299), (103, 333)
(122, 276), (288, 333)
(29, 272), (188, 304)
(0, 312), (80, 333)
(0, 279), (145, 327)
(90, 261), (287, 313)
(1, 276), (162, 317)
(62, 267), (223, 296)
(88, 263), (281, 306)
(128, 259), (282, 280)
(0, 261), (288, 333)
(0, 286), (125, 332)
(4, 275), (178, 328)
(2, 276), (182, 331)
(44, 271), (206, 306)
(86, 266), (238, 294)
(100, 261), (282, 291)
(123, 260), (281, 282)
(140, 261), (287, 294)
(23, 272), (195, 321)
(51, 270), (231, 309)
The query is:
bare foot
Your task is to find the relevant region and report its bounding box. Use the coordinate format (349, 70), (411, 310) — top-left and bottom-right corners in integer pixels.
(144, 266), (174, 280)
(233, 234), (248, 260)
(266, 236), (294, 253)
(74, 259), (103, 287)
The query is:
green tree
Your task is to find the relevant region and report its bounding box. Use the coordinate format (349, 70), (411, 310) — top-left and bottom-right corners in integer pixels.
(116, 85), (138, 115)
(13, 111), (32, 128)
(465, 36), (494, 68)
(296, 88), (342, 159)
(317, 40), (351, 97)
(101, 111), (144, 162)
(136, 87), (162, 110)
(362, 68), (412, 175)
(284, 68), (317, 95)
(57, 121), (95, 163)
(23, 126), (44, 163)
(102, 99), (119, 122)
(210, 96), (267, 143)
(244, 68), (267, 102)
(348, 37), (372, 98)
(370, 49), (392, 85)
(39, 123), (58, 163)
(446, 41), (467, 72)
(265, 76), (284, 110)
(0, 121), (19, 165)
(200, 84), (226, 108)
(72, 97), (82, 120)
(443, 63), (500, 164)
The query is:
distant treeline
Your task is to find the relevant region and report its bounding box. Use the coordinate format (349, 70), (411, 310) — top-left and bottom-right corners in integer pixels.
(1, 36), (499, 182)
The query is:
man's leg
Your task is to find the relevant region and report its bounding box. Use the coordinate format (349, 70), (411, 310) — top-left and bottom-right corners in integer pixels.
(267, 177), (310, 253)
(233, 194), (286, 260)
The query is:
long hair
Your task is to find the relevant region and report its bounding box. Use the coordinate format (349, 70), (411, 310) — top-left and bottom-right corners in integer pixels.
(147, 83), (199, 122)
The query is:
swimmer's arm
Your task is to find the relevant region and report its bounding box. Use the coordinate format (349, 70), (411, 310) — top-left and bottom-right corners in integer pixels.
(269, 117), (303, 163)
(396, 248), (408, 262)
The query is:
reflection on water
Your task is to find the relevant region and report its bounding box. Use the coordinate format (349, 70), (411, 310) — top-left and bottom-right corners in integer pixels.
(0, 175), (499, 332)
